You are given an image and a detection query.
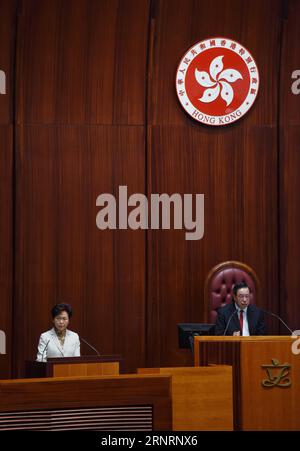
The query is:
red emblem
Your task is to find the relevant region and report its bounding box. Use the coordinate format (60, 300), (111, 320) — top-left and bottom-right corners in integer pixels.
(176, 37), (259, 126)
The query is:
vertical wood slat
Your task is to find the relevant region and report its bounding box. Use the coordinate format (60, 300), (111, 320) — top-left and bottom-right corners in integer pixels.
(279, 0), (300, 331)
(0, 126), (13, 378)
(0, 0), (15, 122)
(0, 0), (17, 378)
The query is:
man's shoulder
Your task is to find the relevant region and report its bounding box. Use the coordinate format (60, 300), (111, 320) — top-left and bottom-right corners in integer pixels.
(248, 304), (262, 314)
(218, 302), (235, 315)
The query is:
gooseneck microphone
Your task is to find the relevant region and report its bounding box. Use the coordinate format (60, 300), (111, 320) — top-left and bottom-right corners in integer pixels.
(80, 337), (101, 356)
(261, 309), (293, 334)
(41, 339), (50, 362)
(223, 310), (238, 336)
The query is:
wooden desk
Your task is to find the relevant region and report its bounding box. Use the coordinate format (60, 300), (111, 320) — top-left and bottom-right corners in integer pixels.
(138, 366), (233, 430)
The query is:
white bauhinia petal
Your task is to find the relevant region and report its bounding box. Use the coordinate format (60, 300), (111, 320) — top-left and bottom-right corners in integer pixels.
(218, 68), (242, 83)
(195, 69), (216, 87)
(220, 81), (234, 106)
(199, 84), (220, 103)
(209, 55), (224, 81)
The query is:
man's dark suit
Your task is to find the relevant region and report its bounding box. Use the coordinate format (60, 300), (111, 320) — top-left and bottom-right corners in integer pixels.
(214, 301), (266, 336)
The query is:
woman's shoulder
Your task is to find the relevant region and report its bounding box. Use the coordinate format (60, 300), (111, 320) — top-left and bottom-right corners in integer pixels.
(39, 328), (55, 339)
(66, 329), (80, 339)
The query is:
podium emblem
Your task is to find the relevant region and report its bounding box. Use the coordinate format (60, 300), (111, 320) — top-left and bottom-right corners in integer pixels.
(261, 359), (291, 388)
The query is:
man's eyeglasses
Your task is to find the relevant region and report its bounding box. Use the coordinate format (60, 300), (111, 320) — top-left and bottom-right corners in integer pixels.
(237, 294), (250, 300)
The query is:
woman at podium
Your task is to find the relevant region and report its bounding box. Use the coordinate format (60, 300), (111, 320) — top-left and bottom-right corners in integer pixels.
(36, 303), (80, 361)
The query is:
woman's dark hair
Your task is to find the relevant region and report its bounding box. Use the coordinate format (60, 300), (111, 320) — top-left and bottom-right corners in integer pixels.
(51, 303), (73, 319)
(233, 281), (250, 296)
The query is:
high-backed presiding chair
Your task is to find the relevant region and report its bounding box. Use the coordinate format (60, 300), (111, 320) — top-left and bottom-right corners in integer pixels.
(204, 261), (260, 324)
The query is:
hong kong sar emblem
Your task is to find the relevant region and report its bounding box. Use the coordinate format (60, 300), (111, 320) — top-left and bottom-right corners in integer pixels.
(176, 37), (259, 126)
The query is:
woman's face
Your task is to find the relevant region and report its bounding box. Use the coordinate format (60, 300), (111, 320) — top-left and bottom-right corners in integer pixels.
(53, 310), (69, 333)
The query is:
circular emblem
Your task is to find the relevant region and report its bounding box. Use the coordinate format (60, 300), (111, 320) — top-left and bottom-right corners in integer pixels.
(176, 37), (259, 126)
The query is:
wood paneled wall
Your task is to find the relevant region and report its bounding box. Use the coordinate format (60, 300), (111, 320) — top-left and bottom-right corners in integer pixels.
(280, 0), (300, 331)
(146, 0), (282, 366)
(0, 0), (16, 377)
(0, 0), (298, 377)
(13, 0), (149, 376)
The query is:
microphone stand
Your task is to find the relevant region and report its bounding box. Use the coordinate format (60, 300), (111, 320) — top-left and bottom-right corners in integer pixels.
(41, 339), (50, 362)
(223, 310), (238, 336)
(261, 309), (294, 335)
(80, 337), (101, 356)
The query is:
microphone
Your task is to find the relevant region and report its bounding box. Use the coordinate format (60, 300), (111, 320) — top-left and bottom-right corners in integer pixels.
(223, 310), (238, 336)
(41, 339), (50, 362)
(80, 337), (101, 356)
(261, 309), (293, 335)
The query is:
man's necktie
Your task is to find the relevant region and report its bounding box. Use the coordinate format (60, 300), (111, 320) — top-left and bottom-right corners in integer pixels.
(239, 310), (244, 335)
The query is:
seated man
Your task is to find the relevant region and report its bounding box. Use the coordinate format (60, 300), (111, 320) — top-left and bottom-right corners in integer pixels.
(214, 281), (266, 336)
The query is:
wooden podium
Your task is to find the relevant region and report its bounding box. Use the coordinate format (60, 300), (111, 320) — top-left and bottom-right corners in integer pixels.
(25, 355), (123, 378)
(194, 336), (300, 430)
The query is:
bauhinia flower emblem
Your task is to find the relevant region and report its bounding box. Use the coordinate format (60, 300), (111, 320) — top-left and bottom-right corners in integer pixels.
(195, 55), (243, 106)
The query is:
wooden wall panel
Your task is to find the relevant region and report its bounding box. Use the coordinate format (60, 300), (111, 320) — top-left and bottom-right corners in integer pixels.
(14, 0), (149, 376)
(17, 0), (149, 125)
(8, 0), (299, 377)
(0, 0), (16, 377)
(14, 126), (146, 375)
(0, 0), (15, 123)
(147, 0), (282, 367)
(0, 126), (13, 377)
(280, 0), (300, 331)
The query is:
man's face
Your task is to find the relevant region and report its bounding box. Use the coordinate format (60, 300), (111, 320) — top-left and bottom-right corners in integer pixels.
(234, 287), (250, 310)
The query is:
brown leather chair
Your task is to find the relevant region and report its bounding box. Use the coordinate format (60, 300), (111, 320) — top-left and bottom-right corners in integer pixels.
(204, 261), (260, 323)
